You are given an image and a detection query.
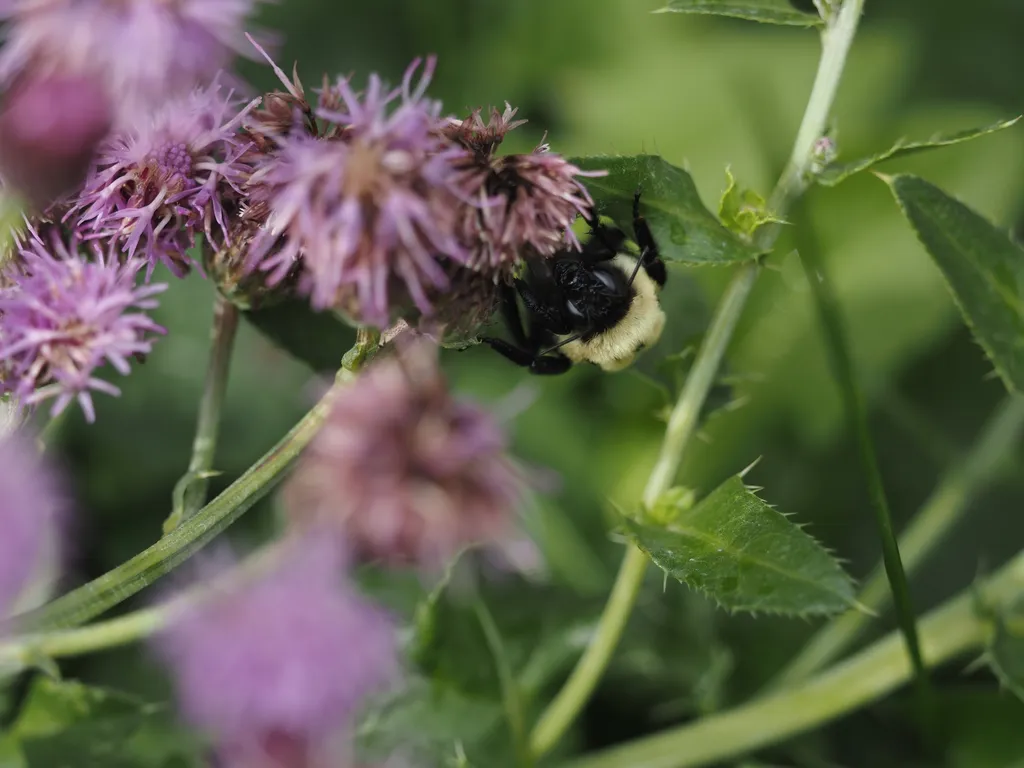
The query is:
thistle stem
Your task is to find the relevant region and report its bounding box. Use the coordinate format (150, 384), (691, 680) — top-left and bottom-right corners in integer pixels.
(164, 295), (240, 534)
(528, 0), (867, 757)
(5, 366), (360, 634)
(0, 543), (290, 680)
(774, 394), (1024, 686)
(565, 549), (1024, 768)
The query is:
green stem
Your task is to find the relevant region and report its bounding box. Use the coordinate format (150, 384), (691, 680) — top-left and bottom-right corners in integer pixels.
(774, 394), (1024, 685)
(793, 206), (933, 731)
(528, 0), (866, 756)
(1, 606), (169, 673)
(0, 542), (290, 679)
(642, 265), (760, 510)
(4, 370), (348, 634)
(475, 599), (532, 768)
(529, 544), (649, 757)
(164, 296), (240, 534)
(761, 0), (864, 229)
(566, 550), (1024, 768)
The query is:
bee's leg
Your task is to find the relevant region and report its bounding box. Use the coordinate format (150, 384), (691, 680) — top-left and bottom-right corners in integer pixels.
(479, 336), (537, 367)
(496, 281), (530, 349)
(478, 336), (572, 375)
(529, 353), (573, 375)
(632, 188), (666, 287)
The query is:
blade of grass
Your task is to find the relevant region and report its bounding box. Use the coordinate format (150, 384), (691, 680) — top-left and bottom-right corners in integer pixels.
(793, 202), (934, 737)
(773, 393), (1024, 686)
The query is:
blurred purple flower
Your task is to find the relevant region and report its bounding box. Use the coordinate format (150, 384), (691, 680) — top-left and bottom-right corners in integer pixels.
(0, 428), (68, 617)
(69, 82), (257, 278)
(245, 56), (472, 327)
(155, 540), (398, 767)
(445, 106), (604, 275)
(0, 228), (166, 422)
(284, 337), (523, 567)
(0, 0), (273, 130)
(0, 74), (112, 210)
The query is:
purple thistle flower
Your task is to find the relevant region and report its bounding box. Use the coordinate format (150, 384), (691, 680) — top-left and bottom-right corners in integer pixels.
(245, 56), (473, 328)
(442, 102), (526, 159)
(0, 0), (273, 130)
(0, 74), (112, 211)
(69, 82), (258, 278)
(155, 540), (398, 767)
(284, 337), (524, 567)
(446, 107), (605, 276)
(0, 228), (166, 423)
(0, 428), (68, 617)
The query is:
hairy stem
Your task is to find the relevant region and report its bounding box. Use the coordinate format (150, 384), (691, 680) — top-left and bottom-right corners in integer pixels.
(529, 543), (650, 757)
(0, 606), (169, 677)
(528, 0), (867, 756)
(164, 296), (240, 534)
(0, 543), (289, 680)
(566, 549), (1024, 768)
(4, 366), (357, 634)
(792, 205), (933, 730)
(775, 394), (1024, 686)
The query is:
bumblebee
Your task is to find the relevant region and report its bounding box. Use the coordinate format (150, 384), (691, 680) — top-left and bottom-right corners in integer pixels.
(479, 190), (667, 374)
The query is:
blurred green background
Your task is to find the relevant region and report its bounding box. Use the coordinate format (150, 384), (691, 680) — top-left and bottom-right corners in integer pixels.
(46, 1), (1024, 766)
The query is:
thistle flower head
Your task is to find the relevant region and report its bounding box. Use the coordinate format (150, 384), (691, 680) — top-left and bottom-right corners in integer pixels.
(442, 103), (526, 159)
(241, 37), (315, 144)
(155, 541), (398, 766)
(0, 228), (166, 423)
(0, 74), (112, 210)
(445, 107), (604, 275)
(245, 57), (472, 328)
(284, 337), (523, 566)
(69, 82), (257, 277)
(0, 428), (68, 617)
(0, 0), (273, 129)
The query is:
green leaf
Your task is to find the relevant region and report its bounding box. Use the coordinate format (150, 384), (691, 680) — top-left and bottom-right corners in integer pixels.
(717, 168), (785, 239)
(243, 298), (356, 373)
(571, 155), (761, 264)
(885, 174), (1024, 394)
(7, 677), (204, 767)
(818, 117), (1021, 186)
(622, 476), (857, 615)
(653, 0), (822, 26)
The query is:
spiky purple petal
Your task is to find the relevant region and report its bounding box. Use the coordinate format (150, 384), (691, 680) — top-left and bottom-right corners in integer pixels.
(0, 229), (166, 422)
(155, 540), (398, 764)
(69, 82), (257, 277)
(245, 57), (472, 327)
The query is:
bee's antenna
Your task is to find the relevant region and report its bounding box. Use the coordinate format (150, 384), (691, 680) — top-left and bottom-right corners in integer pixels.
(540, 334), (582, 356)
(625, 250), (647, 288)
